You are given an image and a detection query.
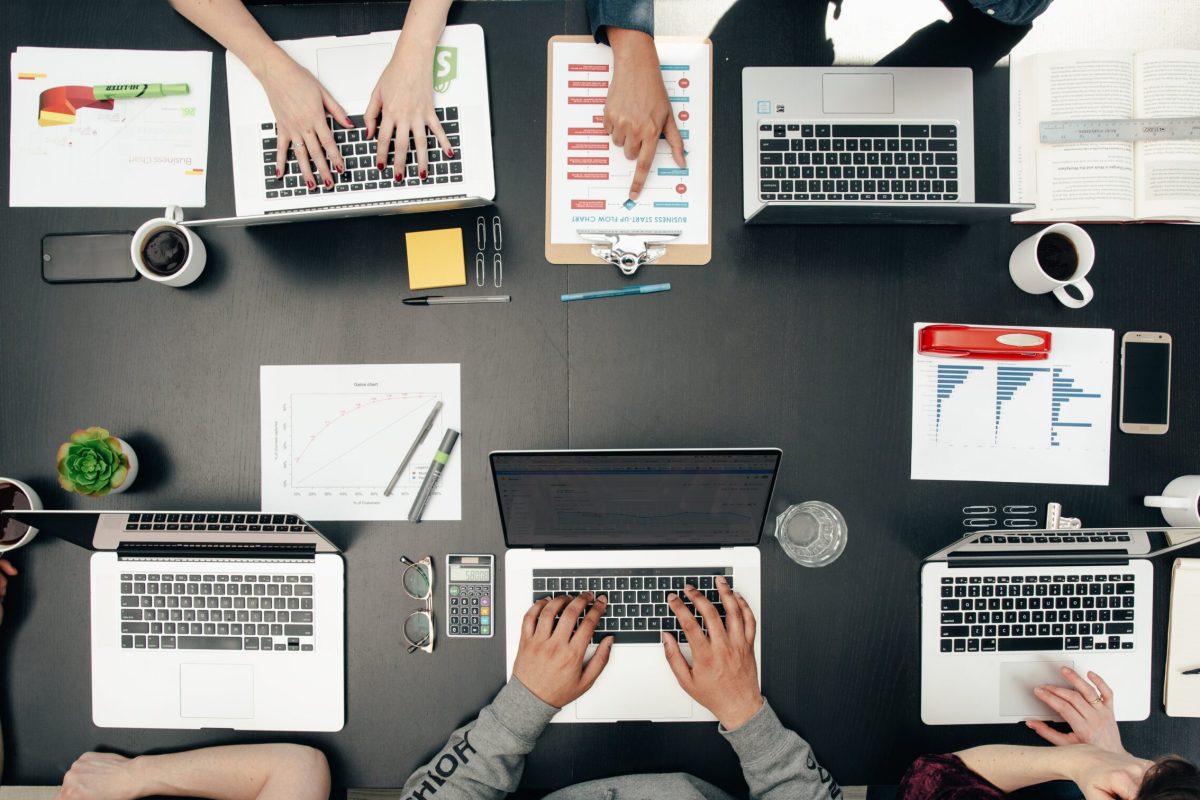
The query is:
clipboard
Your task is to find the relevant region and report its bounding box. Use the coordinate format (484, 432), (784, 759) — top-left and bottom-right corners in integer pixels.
(544, 35), (712, 269)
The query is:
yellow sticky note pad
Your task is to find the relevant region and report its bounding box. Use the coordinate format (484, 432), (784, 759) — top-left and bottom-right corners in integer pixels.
(405, 228), (466, 290)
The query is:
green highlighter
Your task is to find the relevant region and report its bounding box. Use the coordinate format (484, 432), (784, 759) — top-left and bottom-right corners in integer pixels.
(408, 428), (460, 522)
(93, 83), (190, 99)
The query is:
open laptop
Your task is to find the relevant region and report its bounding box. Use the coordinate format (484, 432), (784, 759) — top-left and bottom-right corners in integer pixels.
(188, 24), (494, 228)
(495, 448), (780, 723)
(742, 67), (1031, 224)
(3, 510), (345, 731)
(921, 525), (1200, 725)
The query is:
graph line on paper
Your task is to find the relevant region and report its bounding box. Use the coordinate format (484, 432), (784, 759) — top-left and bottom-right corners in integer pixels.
(289, 392), (442, 489)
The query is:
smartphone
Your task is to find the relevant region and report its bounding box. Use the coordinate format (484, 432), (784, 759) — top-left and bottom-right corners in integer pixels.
(1119, 331), (1172, 434)
(42, 232), (137, 283)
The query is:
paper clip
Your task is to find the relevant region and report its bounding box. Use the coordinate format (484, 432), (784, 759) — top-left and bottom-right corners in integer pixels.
(492, 216), (502, 252)
(963, 518), (997, 528)
(963, 505), (997, 515)
(1003, 505), (1037, 515)
(476, 216), (487, 251)
(475, 252), (485, 287)
(1003, 518), (1038, 528)
(493, 252), (503, 287)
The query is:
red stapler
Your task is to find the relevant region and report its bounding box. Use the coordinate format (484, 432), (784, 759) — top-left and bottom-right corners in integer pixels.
(918, 324), (1052, 360)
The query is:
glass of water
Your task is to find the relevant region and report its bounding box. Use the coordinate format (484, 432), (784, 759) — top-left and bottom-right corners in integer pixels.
(774, 501), (847, 567)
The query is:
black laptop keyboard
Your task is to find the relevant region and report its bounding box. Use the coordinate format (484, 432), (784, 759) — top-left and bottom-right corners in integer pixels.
(758, 121), (960, 202)
(120, 572), (315, 653)
(532, 567), (734, 644)
(123, 512), (313, 533)
(261, 108), (464, 199)
(940, 573), (1136, 655)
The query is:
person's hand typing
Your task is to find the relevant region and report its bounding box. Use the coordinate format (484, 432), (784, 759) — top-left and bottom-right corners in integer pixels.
(661, 576), (763, 730)
(1028, 667), (1126, 755)
(255, 49), (352, 192)
(604, 27), (686, 201)
(57, 751), (139, 800)
(511, 593), (614, 708)
(365, 35), (451, 185)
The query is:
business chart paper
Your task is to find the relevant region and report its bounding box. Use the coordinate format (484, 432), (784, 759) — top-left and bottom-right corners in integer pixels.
(9, 47), (211, 208)
(547, 39), (711, 247)
(261, 364), (461, 521)
(910, 324), (1113, 485)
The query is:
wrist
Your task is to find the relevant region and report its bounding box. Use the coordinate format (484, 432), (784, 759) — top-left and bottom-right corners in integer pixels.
(247, 44), (293, 83)
(126, 755), (158, 799)
(607, 28), (655, 65)
(718, 693), (764, 731)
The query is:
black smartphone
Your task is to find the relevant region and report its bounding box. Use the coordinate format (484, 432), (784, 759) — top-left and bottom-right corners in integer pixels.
(41, 232), (138, 283)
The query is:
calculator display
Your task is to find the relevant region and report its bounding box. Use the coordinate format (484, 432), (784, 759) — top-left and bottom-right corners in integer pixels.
(450, 566), (490, 582)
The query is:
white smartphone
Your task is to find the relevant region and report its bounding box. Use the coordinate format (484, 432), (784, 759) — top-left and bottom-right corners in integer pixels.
(1119, 331), (1172, 434)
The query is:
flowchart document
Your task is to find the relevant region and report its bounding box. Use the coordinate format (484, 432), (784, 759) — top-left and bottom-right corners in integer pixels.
(260, 364), (461, 521)
(910, 324), (1114, 485)
(9, 47), (211, 207)
(547, 39), (711, 246)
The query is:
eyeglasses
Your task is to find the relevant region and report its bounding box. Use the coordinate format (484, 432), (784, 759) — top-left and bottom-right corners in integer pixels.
(400, 555), (435, 654)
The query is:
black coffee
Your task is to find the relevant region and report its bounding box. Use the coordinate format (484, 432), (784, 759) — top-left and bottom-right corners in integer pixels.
(0, 481), (31, 545)
(140, 226), (189, 275)
(1037, 233), (1078, 281)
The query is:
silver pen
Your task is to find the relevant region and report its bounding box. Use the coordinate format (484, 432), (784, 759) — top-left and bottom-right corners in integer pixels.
(383, 400), (443, 497)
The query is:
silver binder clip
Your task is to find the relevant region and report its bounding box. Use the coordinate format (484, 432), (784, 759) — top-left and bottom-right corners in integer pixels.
(577, 231), (680, 276)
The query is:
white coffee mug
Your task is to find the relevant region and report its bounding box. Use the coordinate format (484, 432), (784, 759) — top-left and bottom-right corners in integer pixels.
(1145, 475), (1200, 528)
(0, 477), (42, 553)
(1008, 223), (1095, 309)
(131, 205), (206, 287)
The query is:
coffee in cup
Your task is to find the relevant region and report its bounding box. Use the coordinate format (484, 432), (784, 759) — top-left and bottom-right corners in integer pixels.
(131, 205), (206, 287)
(140, 226), (190, 276)
(0, 478), (42, 552)
(1009, 223), (1095, 309)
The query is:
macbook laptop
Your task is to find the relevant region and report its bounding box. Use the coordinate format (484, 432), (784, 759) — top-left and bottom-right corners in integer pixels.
(495, 448), (780, 723)
(742, 67), (1031, 224)
(4, 510), (345, 731)
(188, 24), (494, 228)
(921, 525), (1200, 725)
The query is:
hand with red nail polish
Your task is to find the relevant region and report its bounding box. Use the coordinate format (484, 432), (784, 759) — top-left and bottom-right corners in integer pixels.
(363, 0), (452, 185)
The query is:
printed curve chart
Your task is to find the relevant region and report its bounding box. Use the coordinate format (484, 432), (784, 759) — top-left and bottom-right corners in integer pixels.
(912, 325), (1113, 485)
(260, 364), (461, 521)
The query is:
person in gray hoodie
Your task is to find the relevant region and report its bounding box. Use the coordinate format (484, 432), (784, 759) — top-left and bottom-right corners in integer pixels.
(399, 576), (842, 800)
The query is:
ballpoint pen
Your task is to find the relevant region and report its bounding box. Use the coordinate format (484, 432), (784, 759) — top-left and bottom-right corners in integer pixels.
(383, 401), (442, 497)
(403, 295), (511, 305)
(560, 283), (671, 302)
(1183, 667), (1200, 675)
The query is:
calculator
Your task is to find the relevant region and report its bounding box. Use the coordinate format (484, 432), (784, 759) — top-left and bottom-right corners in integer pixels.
(446, 554), (494, 638)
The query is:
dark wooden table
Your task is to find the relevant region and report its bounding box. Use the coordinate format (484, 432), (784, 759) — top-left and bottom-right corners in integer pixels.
(2, 0), (1197, 793)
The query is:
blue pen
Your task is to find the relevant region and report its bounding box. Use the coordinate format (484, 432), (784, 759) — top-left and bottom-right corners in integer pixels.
(560, 283), (672, 303)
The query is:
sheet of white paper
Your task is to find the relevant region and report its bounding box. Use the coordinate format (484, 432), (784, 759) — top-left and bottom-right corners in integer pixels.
(260, 364), (462, 521)
(548, 39), (710, 245)
(910, 324), (1113, 485)
(9, 47), (212, 208)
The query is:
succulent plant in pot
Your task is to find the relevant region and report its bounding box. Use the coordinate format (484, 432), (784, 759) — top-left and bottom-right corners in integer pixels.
(56, 427), (139, 496)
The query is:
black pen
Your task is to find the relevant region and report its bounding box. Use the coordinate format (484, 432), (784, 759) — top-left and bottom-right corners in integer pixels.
(403, 295), (511, 305)
(1183, 667), (1200, 675)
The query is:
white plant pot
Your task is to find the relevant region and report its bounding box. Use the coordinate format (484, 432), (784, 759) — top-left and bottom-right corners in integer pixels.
(106, 438), (139, 495)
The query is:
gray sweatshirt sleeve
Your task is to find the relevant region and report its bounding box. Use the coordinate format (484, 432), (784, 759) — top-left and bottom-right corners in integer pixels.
(585, 0), (654, 44)
(719, 699), (843, 800)
(398, 677), (558, 800)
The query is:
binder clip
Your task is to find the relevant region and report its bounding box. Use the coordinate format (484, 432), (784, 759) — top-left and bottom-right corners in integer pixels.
(577, 231), (680, 276)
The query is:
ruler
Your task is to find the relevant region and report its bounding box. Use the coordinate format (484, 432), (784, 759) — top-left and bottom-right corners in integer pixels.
(1039, 117), (1200, 144)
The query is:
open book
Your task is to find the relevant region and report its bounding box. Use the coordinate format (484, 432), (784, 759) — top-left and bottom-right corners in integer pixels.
(1010, 50), (1200, 223)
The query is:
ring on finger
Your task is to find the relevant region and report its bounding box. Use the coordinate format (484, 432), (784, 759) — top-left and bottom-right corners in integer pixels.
(1090, 694), (1104, 705)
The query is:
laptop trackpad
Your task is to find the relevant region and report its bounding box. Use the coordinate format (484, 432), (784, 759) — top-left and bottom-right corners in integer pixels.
(998, 660), (1072, 717)
(180, 663), (254, 719)
(576, 647), (692, 720)
(822, 73), (894, 114)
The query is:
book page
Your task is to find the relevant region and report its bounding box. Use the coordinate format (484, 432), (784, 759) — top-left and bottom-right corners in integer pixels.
(547, 39), (711, 246)
(1011, 51), (1136, 222)
(1133, 50), (1200, 221)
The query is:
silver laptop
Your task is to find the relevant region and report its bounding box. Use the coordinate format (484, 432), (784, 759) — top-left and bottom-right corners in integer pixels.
(496, 449), (780, 723)
(921, 525), (1200, 725)
(5, 510), (345, 731)
(188, 24), (494, 228)
(742, 67), (1031, 224)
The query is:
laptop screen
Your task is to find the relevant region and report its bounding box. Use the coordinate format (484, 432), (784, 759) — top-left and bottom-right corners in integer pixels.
(491, 449), (781, 548)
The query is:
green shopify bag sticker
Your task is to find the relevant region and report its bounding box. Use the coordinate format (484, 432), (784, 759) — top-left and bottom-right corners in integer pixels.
(433, 46), (458, 93)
